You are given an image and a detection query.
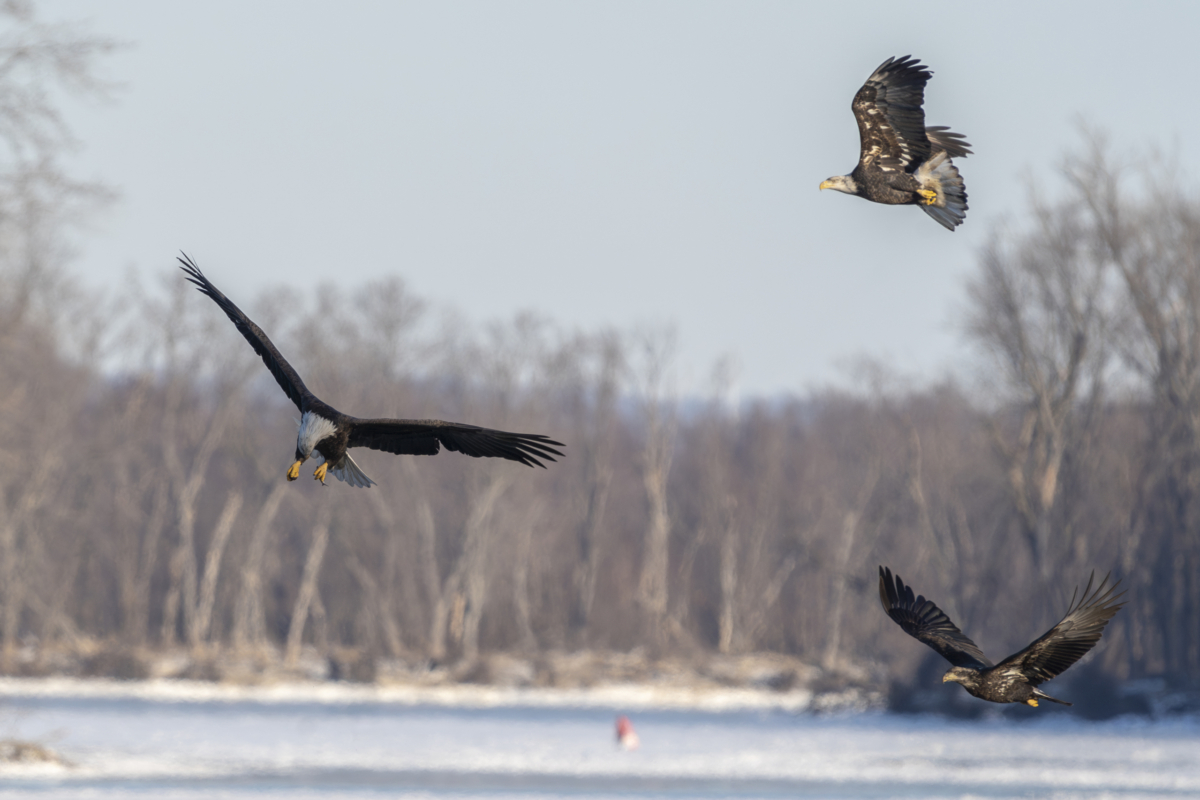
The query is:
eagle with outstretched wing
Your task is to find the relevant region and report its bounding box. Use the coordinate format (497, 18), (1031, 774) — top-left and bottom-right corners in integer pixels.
(180, 254), (563, 487)
(821, 56), (971, 230)
(879, 566), (1124, 706)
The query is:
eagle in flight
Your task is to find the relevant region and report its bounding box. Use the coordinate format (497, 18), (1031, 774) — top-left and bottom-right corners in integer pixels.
(180, 255), (563, 487)
(878, 566), (1124, 707)
(820, 56), (971, 230)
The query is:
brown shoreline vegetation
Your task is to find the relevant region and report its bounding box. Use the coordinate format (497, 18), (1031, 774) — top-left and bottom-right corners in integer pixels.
(2, 641), (862, 698)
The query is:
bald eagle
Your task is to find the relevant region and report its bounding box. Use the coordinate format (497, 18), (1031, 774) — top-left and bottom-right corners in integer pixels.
(878, 566), (1124, 707)
(820, 56), (971, 230)
(180, 255), (564, 487)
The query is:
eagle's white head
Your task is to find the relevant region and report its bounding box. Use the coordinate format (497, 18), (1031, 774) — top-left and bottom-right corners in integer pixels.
(296, 410), (337, 459)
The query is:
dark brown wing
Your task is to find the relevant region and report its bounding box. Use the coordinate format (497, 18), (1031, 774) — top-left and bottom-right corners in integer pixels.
(925, 126), (972, 159)
(879, 566), (993, 669)
(348, 418), (564, 468)
(995, 572), (1125, 686)
(852, 56), (933, 174)
(179, 254), (312, 411)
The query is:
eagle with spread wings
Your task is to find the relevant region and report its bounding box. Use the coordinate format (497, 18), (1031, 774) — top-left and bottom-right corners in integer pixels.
(878, 566), (1124, 706)
(180, 255), (563, 487)
(820, 56), (971, 230)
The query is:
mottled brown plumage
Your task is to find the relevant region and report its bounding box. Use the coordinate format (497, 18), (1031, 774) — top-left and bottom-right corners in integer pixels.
(879, 566), (1125, 706)
(820, 56), (971, 230)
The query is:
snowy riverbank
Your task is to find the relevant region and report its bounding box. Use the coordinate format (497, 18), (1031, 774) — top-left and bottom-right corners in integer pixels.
(0, 674), (852, 714)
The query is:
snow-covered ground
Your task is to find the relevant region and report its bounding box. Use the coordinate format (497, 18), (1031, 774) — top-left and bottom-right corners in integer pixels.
(0, 677), (1196, 799)
(0, 675), (824, 713)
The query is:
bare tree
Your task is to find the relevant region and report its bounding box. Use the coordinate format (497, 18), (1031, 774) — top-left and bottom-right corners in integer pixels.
(230, 482), (289, 653)
(191, 489), (243, 650)
(0, 387), (74, 663)
(340, 491), (407, 659)
(1067, 136), (1200, 676)
(446, 472), (509, 663)
(565, 332), (624, 644)
(821, 463), (880, 672)
(285, 501), (334, 668)
(965, 186), (1112, 581)
(632, 328), (677, 648)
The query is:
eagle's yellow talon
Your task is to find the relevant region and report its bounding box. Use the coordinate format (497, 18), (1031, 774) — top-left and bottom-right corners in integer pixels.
(313, 462), (329, 484)
(287, 461), (301, 481)
(1026, 698), (1039, 707)
(918, 188), (938, 205)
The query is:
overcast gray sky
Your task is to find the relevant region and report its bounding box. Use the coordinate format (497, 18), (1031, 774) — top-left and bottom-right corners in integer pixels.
(46, 0), (1200, 396)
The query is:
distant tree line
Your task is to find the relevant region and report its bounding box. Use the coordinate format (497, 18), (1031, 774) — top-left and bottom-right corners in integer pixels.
(0, 4), (1196, 692)
(0, 133), (1196, 692)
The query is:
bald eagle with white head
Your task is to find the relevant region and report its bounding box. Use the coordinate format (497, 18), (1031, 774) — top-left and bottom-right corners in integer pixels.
(180, 255), (564, 487)
(820, 56), (971, 230)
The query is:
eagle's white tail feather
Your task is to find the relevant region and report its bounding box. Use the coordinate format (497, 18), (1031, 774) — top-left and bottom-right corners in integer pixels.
(915, 151), (968, 231)
(310, 451), (376, 488)
(332, 453), (375, 488)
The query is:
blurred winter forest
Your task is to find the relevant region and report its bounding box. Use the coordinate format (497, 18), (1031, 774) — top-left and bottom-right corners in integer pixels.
(0, 3), (1197, 701)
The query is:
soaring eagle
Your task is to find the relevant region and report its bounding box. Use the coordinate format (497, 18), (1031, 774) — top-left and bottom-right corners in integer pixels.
(878, 566), (1125, 707)
(180, 255), (564, 487)
(820, 56), (971, 230)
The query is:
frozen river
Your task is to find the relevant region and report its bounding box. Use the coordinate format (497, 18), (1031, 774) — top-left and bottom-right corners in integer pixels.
(0, 681), (1197, 799)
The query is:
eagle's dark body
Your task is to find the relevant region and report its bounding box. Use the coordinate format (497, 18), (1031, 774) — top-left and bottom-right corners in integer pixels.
(878, 566), (1125, 707)
(180, 255), (564, 487)
(821, 56), (971, 230)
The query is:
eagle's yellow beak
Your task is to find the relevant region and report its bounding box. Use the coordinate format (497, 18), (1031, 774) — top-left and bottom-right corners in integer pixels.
(819, 179), (834, 191)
